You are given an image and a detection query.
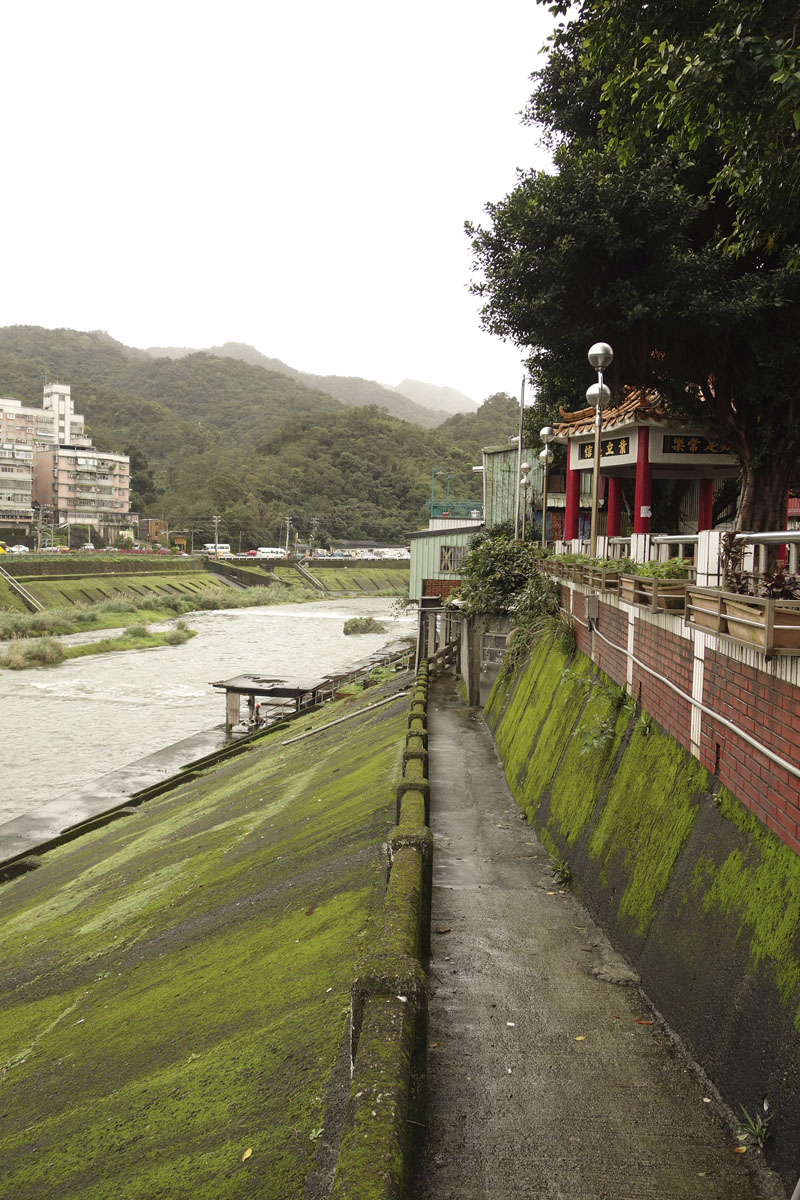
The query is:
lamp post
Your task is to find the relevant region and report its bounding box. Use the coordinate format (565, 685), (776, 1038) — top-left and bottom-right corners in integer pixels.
(430, 469), (442, 505)
(520, 463), (531, 540)
(587, 342), (613, 557)
(539, 427), (555, 547)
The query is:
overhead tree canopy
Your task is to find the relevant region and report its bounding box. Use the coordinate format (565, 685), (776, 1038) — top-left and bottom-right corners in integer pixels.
(467, 0), (800, 532)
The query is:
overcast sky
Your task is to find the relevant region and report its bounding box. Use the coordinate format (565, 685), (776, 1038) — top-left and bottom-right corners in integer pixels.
(2, 2), (555, 404)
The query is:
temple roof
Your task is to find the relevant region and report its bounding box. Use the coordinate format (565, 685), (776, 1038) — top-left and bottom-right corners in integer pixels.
(554, 386), (670, 437)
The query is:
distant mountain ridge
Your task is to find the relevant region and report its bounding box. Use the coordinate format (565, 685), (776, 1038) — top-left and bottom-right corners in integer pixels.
(144, 341), (475, 427)
(394, 378), (477, 417)
(0, 324), (519, 546)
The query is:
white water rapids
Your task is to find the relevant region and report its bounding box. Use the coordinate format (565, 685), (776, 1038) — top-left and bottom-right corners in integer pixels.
(0, 597), (415, 827)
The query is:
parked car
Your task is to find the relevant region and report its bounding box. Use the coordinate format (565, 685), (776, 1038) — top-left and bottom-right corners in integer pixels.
(8, 545), (29, 553)
(80, 543), (96, 551)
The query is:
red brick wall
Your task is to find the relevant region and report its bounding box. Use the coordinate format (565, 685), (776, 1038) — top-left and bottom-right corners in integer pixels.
(559, 586), (800, 858)
(564, 586), (593, 659)
(631, 620), (694, 749)
(700, 652), (800, 855)
(594, 599), (628, 688)
(423, 578), (461, 600)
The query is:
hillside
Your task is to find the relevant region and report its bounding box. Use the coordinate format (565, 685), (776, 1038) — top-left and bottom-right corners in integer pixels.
(395, 377), (477, 416)
(0, 326), (518, 547)
(143, 340), (459, 426)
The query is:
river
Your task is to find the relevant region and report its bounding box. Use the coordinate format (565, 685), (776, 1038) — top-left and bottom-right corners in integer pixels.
(0, 597), (416, 828)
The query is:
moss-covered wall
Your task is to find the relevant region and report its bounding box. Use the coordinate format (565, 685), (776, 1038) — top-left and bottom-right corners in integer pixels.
(487, 636), (800, 1190)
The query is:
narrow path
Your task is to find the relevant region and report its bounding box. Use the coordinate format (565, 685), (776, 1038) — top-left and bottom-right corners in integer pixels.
(413, 674), (766, 1200)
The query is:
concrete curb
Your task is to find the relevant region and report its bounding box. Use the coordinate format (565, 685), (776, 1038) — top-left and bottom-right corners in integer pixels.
(331, 660), (433, 1198)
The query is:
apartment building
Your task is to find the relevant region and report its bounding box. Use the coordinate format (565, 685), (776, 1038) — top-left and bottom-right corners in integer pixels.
(0, 398), (56, 527)
(0, 384), (136, 541)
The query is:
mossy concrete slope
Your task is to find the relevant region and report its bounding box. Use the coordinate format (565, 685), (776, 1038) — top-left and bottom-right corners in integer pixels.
(0, 687), (408, 1199)
(486, 636), (800, 1192)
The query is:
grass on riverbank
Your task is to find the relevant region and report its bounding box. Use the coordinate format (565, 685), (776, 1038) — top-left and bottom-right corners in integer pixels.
(0, 582), (315, 641)
(0, 625), (197, 670)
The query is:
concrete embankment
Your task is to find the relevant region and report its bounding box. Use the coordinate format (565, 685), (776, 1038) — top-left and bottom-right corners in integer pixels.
(483, 635), (800, 1195)
(0, 673), (420, 1199)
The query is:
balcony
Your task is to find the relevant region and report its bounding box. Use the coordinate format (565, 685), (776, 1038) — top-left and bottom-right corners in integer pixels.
(427, 500), (484, 520)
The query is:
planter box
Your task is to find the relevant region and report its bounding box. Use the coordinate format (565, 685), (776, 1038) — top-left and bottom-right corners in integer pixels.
(620, 575), (688, 612)
(724, 597), (800, 651)
(684, 587), (800, 654)
(583, 568), (621, 592)
(686, 588), (727, 634)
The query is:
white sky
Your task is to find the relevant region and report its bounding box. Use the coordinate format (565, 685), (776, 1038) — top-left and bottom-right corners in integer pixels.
(2, 1), (555, 404)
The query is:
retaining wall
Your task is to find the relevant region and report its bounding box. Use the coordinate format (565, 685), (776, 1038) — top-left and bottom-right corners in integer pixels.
(562, 583), (800, 857)
(485, 634), (800, 1192)
(331, 662), (432, 1198)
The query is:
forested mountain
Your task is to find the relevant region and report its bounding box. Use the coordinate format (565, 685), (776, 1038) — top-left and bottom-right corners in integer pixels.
(143, 340), (458, 426)
(0, 325), (518, 546)
(395, 378), (477, 417)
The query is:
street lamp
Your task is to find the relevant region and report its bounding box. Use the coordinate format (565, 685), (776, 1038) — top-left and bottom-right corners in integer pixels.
(587, 342), (613, 557)
(430, 469), (442, 505)
(539, 427), (555, 547)
(520, 463), (531, 540)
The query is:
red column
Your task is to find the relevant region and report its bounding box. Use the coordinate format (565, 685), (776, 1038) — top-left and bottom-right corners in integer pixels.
(698, 478), (714, 531)
(778, 488), (790, 564)
(607, 476), (622, 538)
(633, 425), (652, 534)
(564, 446), (580, 540)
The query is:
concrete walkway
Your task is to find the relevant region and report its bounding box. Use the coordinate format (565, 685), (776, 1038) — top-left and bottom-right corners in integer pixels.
(413, 675), (769, 1200)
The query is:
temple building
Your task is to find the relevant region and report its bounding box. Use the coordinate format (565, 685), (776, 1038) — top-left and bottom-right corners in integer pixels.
(553, 388), (739, 540)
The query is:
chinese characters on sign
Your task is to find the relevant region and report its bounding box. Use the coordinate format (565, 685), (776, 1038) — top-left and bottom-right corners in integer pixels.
(580, 436), (629, 462)
(662, 435), (731, 455)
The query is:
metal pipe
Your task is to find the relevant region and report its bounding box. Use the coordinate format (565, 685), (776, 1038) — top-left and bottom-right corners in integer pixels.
(281, 690), (410, 745)
(568, 603), (800, 782)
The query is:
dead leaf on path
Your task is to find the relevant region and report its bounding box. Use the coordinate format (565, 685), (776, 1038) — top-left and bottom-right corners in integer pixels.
(574, 1035), (587, 1041)
(634, 1019), (654, 1025)
(428, 1042), (441, 1048)
(435, 927), (451, 935)
(241, 1148), (252, 1162)
(733, 1146), (747, 1154)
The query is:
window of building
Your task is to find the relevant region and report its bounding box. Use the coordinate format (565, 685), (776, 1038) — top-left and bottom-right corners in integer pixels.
(439, 545), (467, 573)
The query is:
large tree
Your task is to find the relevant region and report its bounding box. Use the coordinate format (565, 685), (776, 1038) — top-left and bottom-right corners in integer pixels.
(468, 1), (800, 531)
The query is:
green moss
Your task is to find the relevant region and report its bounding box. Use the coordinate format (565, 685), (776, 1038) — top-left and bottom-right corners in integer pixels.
(697, 789), (800, 1030)
(587, 722), (702, 937)
(545, 683), (631, 845)
(0, 689), (408, 1198)
(492, 638), (574, 799)
(514, 656), (594, 821)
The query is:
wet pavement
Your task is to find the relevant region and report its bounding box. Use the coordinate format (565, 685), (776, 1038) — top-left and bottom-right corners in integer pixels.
(413, 674), (770, 1200)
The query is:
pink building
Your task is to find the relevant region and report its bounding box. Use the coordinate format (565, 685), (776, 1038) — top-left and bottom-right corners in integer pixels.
(1, 383), (135, 541)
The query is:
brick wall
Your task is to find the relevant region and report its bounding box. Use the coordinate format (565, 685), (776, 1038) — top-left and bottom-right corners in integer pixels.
(563, 586), (800, 859)
(700, 651), (800, 855)
(594, 600), (629, 689)
(631, 619), (694, 749)
(423, 578), (461, 600)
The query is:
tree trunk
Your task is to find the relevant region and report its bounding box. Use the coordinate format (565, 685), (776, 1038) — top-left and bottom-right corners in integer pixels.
(735, 458), (792, 573)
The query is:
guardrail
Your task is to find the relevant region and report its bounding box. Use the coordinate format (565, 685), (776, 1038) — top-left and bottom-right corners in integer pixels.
(0, 562), (43, 612)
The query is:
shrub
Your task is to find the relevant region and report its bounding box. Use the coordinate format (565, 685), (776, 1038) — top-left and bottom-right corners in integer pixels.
(343, 617), (387, 635)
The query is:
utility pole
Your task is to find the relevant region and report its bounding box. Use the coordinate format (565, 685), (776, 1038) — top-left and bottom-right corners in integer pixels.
(212, 514), (221, 556)
(284, 515), (292, 558)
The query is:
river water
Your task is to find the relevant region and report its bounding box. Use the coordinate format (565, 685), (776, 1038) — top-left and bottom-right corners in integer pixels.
(0, 597), (415, 826)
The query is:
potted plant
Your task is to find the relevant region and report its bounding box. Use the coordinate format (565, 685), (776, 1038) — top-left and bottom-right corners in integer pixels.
(583, 556), (633, 592)
(723, 566), (800, 651)
(619, 558), (694, 612)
